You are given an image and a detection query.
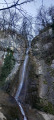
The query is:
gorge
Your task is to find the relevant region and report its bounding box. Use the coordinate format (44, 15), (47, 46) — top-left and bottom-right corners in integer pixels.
(0, 29), (54, 120)
(15, 42), (31, 120)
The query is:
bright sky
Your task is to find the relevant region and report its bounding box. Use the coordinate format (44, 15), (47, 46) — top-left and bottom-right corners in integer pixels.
(0, 0), (54, 17)
(23, 0), (54, 17)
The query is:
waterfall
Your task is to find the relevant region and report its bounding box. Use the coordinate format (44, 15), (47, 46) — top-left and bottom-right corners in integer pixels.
(15, 42), (31, 120)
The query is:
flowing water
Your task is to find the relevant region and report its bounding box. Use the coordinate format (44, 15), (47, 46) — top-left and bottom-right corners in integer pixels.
(15, 42), (31, 120)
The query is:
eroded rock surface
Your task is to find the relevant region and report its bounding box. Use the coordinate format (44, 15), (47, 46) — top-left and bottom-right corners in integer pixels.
(24, 29), (54, 119)
(0, 30), (27, 120)
(0, 90), (23, 120)
(31, 30), (54, 105)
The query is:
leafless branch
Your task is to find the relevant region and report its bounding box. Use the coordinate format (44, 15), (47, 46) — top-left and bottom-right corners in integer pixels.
(0, 0), (33, 11)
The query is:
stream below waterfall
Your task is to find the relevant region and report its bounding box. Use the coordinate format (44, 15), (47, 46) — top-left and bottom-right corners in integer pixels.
(15, 42), (31, 120)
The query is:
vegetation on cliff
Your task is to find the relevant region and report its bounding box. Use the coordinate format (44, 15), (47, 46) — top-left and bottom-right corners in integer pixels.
(0, 49), (15, 86)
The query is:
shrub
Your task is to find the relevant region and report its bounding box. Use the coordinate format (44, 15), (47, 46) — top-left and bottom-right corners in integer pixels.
(0, 49), (15, 86)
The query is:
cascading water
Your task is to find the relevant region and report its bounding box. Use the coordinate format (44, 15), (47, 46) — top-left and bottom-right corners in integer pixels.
(15, 41), (31, 120)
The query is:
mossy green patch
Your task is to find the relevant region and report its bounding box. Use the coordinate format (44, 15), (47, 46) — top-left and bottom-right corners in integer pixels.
(45, 57), (52, 65)
(50, 69), (54, 77)
(33, 97), (54, 115)
(43, 80), (47, 84)
(43, 102), (54, 114)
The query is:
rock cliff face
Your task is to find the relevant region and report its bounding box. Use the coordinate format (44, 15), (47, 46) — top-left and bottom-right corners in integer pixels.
(0, 30), (27, 90)
(25, 28), (54, 116)
(0, 28), (54, 120)
(31, 29), (54, 105)
(0, 30), (27, 120)
(0, 30), (27, 62)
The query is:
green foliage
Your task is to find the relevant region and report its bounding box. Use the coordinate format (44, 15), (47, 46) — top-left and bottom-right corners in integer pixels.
(43, 80), (47, 84)
(51, 23), (54, 34)
(33, 97), (54, 115)
(50, 69), (54, 77)
(43, 102), (54, 114)
(0, 49), (15, 86)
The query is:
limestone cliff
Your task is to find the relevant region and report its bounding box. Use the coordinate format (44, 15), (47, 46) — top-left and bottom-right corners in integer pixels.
(0, 30), (27, 90)
(31, 28), (54, 105)
(0, 30), (27, 120)
(25, 28), (54, 116)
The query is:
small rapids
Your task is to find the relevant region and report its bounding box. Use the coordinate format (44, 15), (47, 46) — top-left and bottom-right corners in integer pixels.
(15, 42), (31, 120)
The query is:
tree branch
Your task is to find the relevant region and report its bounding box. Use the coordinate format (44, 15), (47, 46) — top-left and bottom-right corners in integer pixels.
(0, 0), (33, 11)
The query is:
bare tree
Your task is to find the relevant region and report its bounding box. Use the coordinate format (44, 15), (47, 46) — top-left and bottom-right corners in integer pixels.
(35, 6), (49, 31)
(7, 10), (22, 30)
(0, 0), (33, 11)
(0, 8), (22, 32)
(48, 6), (54, 23)
(20, 15), (33, 40)
(0, 0), (34, 38)
(35, 6), (54, 34)
(48, 6), (54, 35)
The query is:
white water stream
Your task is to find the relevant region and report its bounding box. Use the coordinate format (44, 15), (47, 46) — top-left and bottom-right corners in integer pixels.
(15, 42), (31, 120)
